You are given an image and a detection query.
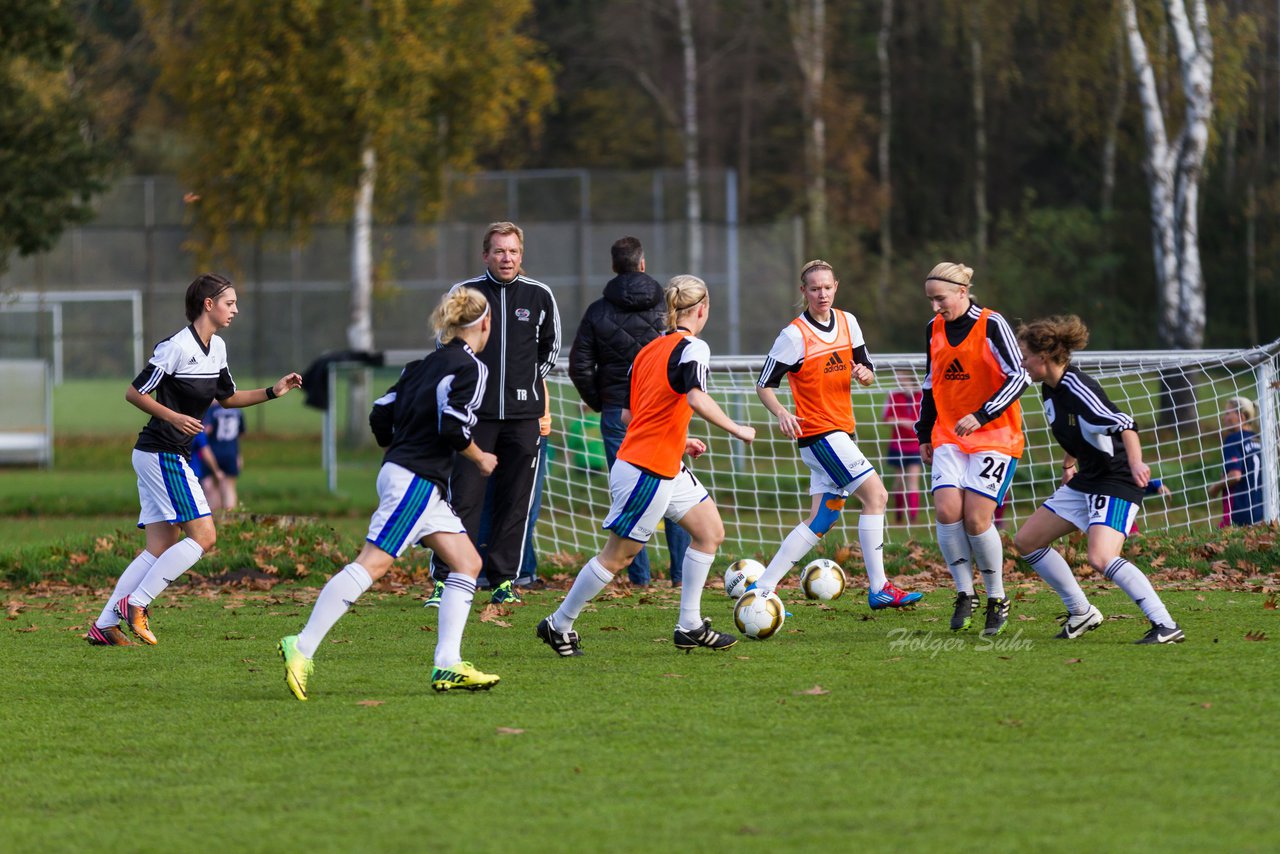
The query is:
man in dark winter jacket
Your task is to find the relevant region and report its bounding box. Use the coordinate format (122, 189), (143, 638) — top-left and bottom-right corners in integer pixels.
(568, 236), (691, 586)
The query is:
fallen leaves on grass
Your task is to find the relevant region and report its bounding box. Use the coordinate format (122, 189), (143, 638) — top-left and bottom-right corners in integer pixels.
(1265, 594), (1277, 610)
(495, 727), (524, 735)
(418, 625), (435, 632)
(1065, 658), (1083, 664)
(5, 600), (23, 619)
(479, 604), (513, 628)
(16, 625), (39, 632)
(797, 685), (829, 695)
(662, 673), (685, 678)
(599, 626), (622, 631)
(1244, 630), (1268, 642)
(356, 700), (384, 707)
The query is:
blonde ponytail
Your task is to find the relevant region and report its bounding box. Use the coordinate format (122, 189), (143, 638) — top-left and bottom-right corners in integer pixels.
(432, 286), (489, 343)
(664, 275), (708, 330)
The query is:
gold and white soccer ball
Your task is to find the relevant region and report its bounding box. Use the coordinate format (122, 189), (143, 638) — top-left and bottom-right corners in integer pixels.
(724, 558), (765, 599)
(800, 558), (847, 601)
(733, 589), (786, 640)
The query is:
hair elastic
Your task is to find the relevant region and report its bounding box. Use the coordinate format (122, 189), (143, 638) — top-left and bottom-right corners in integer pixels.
(926, 276), (969, 287)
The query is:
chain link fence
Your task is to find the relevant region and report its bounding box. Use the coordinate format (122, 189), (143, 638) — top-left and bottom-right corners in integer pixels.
(1, 170), (806, 379)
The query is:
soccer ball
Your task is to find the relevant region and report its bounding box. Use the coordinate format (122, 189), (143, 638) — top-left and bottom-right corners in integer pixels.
(800, 558), (847, 601)
(724, 558), (765, 599)
(733, 589), (786, 640)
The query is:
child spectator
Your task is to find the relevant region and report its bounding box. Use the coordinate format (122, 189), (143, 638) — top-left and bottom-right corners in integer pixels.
(204, 401), (245, 509)
(883, 369), (924, 524)
(1208, 396), (1263, 526)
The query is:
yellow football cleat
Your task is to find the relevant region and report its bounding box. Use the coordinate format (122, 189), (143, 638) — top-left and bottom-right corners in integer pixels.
(278, 635), (314, 701)
(430, 661), (500, 693)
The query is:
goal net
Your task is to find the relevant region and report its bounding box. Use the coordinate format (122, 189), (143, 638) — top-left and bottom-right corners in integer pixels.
(329, 340), (1279, 566)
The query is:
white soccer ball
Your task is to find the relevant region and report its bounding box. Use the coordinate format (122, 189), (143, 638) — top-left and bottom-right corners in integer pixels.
(724, 558), (765, 599)
(733, 589), (786, 640)
(800, 558), (847, 601)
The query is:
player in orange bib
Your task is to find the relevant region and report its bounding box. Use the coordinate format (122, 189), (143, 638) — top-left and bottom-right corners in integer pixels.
(754, 260), (922, 610)
(915, 262), (1030, 636)
(536, 275), (756, 658)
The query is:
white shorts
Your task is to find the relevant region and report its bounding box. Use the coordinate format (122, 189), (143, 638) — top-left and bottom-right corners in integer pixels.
(929, 443), (1017, 506)
(366, 462), (465, 557)
(798, 431), (877, 496)
(1043, 485), (1140, 535)
(602, 459), (709, 543)
(133, 449), (211, 528)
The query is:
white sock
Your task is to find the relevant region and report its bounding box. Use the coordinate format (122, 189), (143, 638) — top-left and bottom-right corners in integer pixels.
(551, 557), (613, 631)
(967, 525), (1005, 600)
(858, 515), (887, 594)
(97, 551), (157, 627)
(937, 521), (974, 595)
(678, 548), (716, 631)
(1105, 558), (1174, 627)
(757, 524), (820, 594)
(296, 563), (374, 658)
(129, 538), (205, 608)
(434, 573), (476, 669)
(1024, 547), (1089, 615)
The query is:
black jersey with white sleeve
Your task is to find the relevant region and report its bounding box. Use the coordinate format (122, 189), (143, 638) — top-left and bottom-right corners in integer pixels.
(369, 339), (488, 488)
(1041, 365), (1144, 503)
(132, 325), (236, 457)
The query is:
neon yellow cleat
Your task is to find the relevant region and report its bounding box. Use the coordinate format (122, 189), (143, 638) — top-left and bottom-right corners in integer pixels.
(278, 635), (314, 701)
(430, 661), (500, 693)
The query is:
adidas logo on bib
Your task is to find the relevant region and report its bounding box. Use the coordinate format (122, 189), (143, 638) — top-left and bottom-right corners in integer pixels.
(943, 358), (970, 381)
(823, 352), (846, 374)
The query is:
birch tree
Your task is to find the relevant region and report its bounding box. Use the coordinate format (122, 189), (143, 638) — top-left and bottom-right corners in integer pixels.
(1122, 0), (1213, 350)
(675, 0), (703, 272)
(145, 0), (552, 353)
(789, 0), (827, 252)
(877, 0), (893, 310)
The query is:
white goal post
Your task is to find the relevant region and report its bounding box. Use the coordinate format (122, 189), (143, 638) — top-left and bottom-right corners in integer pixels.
(327, 340), (1280, 564)
(0, 289), (144, 384)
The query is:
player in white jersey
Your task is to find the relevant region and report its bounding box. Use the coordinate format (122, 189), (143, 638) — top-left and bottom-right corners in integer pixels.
(86, 274), (302, 647)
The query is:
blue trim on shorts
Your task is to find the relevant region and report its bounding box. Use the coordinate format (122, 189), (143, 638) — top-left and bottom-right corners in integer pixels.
(609, 471), (661, 538)
(810, 437), (851, 486)
(159, 453), (200, 521)
(374, 476), (434, 554)
(1091, 496), (1135, 535)
(993, 457), (1017, 505)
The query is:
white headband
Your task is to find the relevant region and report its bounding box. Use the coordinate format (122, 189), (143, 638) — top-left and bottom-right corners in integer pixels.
(460, 304), (490, 328)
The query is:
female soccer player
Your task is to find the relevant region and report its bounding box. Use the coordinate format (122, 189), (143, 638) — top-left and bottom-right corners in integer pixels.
(1012, 316), (1184, 644)
(536, 275), (756, 657)
(915, 262), (1030, 636)
(753, 259), (921, 609)
(1207, 396), (1263, 527)
(278, 288), (501, 699)
(86, 274), (302, 647)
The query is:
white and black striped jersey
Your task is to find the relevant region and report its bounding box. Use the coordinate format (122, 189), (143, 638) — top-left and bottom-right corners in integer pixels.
(756, 310), (873, 389)
(369, 340), (487, 488)
(448, 270), (560, 421)
(131, 325), (237, 457)
(1039, 365), (1144, 503)
(915, 302), (1030, 444)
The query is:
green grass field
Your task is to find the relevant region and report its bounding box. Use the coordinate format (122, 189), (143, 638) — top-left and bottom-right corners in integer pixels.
(2, 584), (1276, 851)
(3, 375), (1277, 851)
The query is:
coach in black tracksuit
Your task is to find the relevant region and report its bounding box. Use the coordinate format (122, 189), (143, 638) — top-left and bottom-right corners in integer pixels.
(431, 222), (560, 601)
